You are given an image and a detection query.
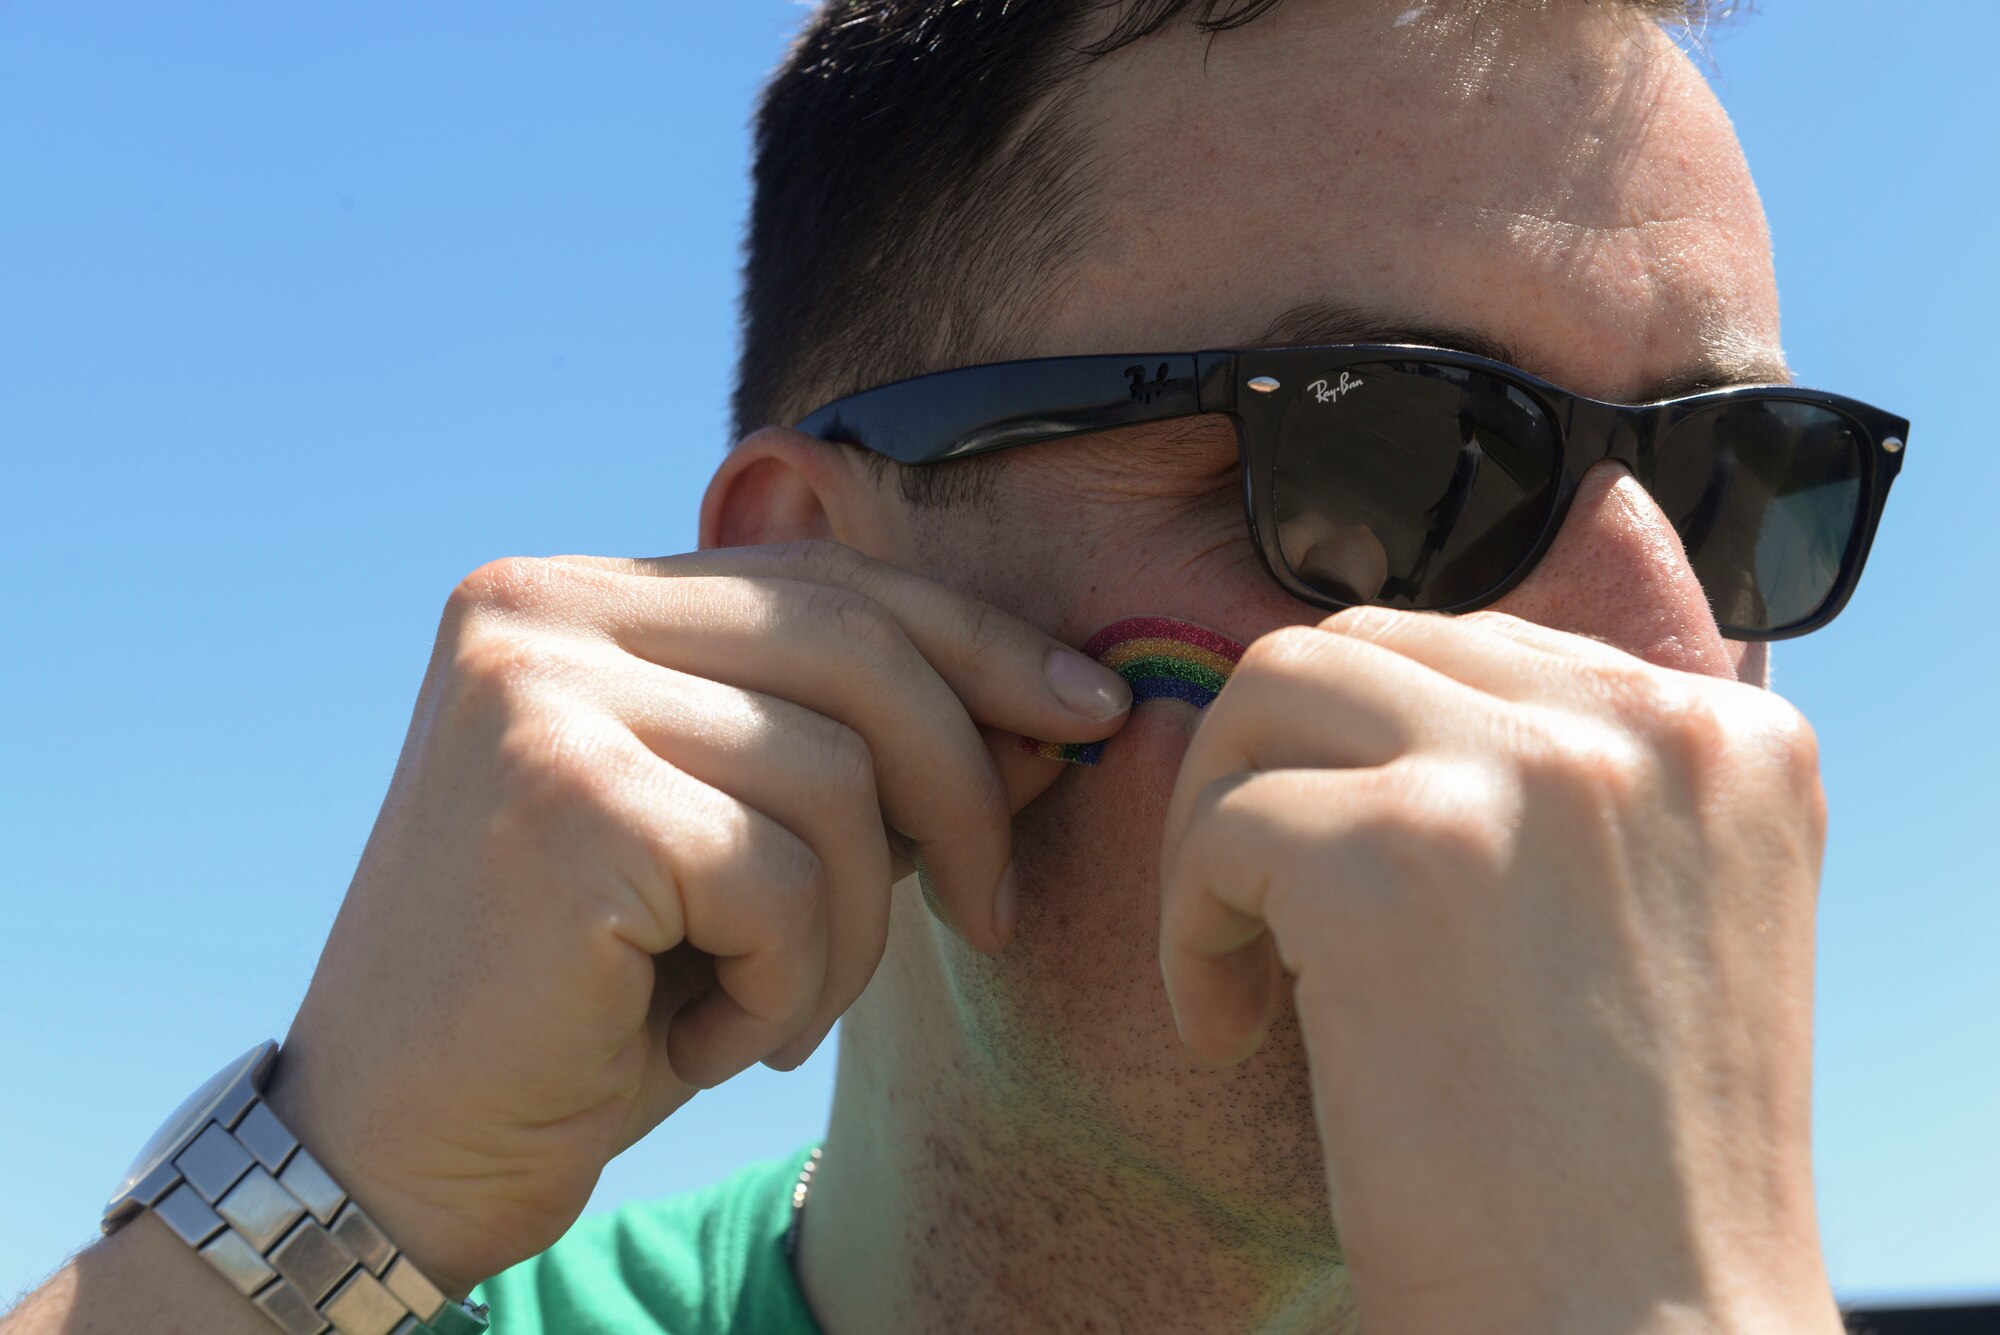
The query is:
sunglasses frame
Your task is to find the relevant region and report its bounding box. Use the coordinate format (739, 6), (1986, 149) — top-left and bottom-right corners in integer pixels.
(796, 343), (1909, 640)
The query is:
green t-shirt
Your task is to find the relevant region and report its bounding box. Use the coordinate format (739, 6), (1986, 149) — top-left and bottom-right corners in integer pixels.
(474, 1144), (825, 1335)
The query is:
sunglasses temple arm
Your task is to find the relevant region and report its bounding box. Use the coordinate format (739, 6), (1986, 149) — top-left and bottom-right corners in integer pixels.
(796, 354), (1208, 464)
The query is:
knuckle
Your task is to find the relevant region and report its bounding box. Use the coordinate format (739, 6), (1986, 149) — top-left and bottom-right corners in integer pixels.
(767, 838), (829, 945)
(1280, 765), (1514, 919)
(447, 634), (580, 720)
(441, 639), (538, 732)
(1798, 770), (1830, 851)
(492, 710), (621, 817)
(1517, 712), (1649, 817)
(1649, 693), (1733, 776)
(455, 631), (555, 685)
(950, 595), (1015, 667)
(1321, 604), (1401, 640)
(1187, 775), (1292, 892)
(1752, 693), (1826, 815)
(816, 722), (879, 807)
(1752, 691), (1820, 769)
(1393, 762), (1515, 884)
(1201, 772), (1284, 844)
(965, 749), (1011, 824)
(783, 537), (865, 584)
(1595, 660), (1674, 720)
(809, 586), (918, 692)
(1368, 821), (1493, 904)
(1780, 713), (1824, 795)
(1457, 608), (1528, 636)
(1600, 666), (1728, 763)
(1236, 625), (1325, 682)
(447, 556), (560, 620)
(805, 582), (896, 654)
(1587, 665), (1735, 786)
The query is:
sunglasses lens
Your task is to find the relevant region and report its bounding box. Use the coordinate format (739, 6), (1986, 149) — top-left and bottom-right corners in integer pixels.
(1652, 401), (1865, 634)
(1271, 361), (1561, 609)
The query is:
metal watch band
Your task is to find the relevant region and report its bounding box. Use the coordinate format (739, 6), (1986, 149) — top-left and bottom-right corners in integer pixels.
(108, 1044), (488, 1335)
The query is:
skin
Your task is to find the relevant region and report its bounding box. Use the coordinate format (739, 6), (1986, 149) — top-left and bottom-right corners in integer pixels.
(5, 3), (1846, 1334)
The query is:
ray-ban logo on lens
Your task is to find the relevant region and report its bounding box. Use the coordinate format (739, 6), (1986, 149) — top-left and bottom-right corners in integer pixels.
(1307, 372), (1364, 404)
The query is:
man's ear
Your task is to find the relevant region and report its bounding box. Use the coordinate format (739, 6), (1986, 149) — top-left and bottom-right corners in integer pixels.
(699, 426), (896, 555)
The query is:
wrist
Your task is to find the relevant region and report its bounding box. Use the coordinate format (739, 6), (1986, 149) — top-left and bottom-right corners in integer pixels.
(259, 1047), (488, 1300)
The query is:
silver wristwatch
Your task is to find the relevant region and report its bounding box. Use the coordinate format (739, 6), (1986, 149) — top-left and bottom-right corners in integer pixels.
(102, 1041), (489, 1335)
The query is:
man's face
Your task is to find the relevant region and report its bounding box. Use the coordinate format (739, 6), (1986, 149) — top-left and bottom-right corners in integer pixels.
(878, 0), (1783, 1243)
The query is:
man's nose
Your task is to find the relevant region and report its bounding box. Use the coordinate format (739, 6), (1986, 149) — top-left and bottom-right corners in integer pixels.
(1484, 460), (1741, 680)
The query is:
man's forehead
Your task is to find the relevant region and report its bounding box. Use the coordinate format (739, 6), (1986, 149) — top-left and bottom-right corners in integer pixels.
(1037, 0), (1784, 404)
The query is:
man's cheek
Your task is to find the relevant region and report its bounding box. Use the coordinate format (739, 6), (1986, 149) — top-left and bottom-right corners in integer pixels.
(1022, 704), (1211, 872)
(1020, 697), (1223, 979)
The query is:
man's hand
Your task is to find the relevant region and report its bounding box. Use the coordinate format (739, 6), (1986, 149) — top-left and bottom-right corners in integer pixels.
(1158, 608), (1843, 1335)
(263, 541), (1130, 1294)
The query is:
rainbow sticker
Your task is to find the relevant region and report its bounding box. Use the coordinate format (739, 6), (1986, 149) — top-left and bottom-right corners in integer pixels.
(1022, 616), (1246, 766)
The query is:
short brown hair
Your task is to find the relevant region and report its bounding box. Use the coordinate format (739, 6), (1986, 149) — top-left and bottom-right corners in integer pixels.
(734, 0), (1727, 503)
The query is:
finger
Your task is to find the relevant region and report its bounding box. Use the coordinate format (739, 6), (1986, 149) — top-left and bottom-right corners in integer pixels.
(984, 723), (1075, 815)
(597, 756), (832, 1089)
(700, 579), (1020, 948)
(1159, 767), (1389, 1066)
(1157, 770), (1310, 1065)
(1317, 606), (1591, 703)
(547, 544), (1133, 742)
(609, 668), (896, 1069)
(566, 572), (1015, 950)
(1455, 609), (1641, 666)
(959, 722), (1081, 949)
(1163, 624), (1469, 850)
(550, 551), (1129, 952)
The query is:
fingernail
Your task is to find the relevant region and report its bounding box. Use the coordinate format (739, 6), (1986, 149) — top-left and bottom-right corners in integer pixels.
(991, 861), (1019, 946)
(1046, 647), (1131, 721)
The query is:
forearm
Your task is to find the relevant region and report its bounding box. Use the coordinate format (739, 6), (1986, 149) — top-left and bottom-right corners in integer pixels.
(2, 1214), (272, 1335)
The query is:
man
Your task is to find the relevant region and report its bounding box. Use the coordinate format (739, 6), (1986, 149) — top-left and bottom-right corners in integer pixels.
(7, 0), (1904, 1331)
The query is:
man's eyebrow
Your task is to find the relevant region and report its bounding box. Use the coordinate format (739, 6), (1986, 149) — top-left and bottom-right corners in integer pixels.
(1246, 299), (1792, 402)
(1250, 300), (1527, 369)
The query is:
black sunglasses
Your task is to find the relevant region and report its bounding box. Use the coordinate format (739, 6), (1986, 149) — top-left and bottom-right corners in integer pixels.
(797, 344), (1909, 640)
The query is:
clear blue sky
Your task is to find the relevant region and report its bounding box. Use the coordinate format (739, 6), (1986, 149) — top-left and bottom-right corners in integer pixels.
(2, 0), (1994, 1312)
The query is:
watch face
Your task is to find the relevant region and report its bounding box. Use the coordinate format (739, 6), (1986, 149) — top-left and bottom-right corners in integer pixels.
(113, 1044), (271, 1200)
